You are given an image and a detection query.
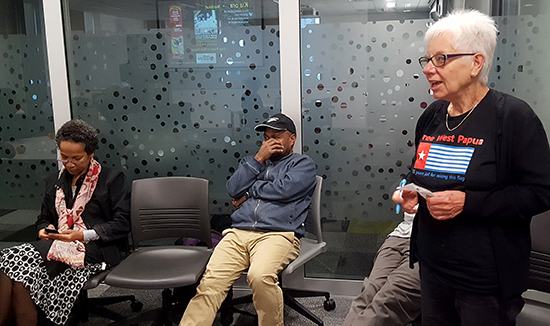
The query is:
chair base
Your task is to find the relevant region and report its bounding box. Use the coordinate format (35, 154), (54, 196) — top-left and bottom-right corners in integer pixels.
(106, 307), (182, 326)
(88, 295), (139, 320)
(283, 288), (335, 326)
(65, 289), (139, 326)
(219, 287), (335, 326)
(219, 291), (257, 326)
(106, 288), (187, 326)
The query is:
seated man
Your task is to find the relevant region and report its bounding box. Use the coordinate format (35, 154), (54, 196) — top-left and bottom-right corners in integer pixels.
(179, 113), (317, 326)
(342, 212), (421, 326)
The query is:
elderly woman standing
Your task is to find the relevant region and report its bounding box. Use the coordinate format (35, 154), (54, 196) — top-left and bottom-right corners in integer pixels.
(393, 10), (550, 326)
(0, 120), (130, 326)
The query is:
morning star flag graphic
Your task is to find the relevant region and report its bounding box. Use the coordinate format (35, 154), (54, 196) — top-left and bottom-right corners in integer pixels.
(414, 142), (475, 175)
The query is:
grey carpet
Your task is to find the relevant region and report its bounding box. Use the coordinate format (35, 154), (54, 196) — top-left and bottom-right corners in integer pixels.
(80, 286), (352, 326)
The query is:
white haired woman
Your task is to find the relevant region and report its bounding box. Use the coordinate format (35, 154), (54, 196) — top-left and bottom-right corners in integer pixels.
(393, 9), (550, 326)
(0, 120), (130, 326)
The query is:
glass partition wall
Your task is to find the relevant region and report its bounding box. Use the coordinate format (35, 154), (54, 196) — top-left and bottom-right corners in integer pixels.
(64, 0), (281, 214)
(0, 0), (55, 250)
(300, 0), (434, 280)
(300, 0), (550, 284)
(2, 0), (550, 293)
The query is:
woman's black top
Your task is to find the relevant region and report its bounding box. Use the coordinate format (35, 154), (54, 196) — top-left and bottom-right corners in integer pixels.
(35, 166), (131, 267)
(409, 89), (550, 297)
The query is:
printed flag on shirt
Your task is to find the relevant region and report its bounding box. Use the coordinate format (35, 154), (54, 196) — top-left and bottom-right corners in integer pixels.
(414, 142), (475, 175)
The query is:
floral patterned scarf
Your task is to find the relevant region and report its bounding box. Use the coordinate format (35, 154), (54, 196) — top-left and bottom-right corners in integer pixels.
(46, 158), (101, 268)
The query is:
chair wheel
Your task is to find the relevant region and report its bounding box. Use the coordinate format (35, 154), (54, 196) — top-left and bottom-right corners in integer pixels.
(130, 300), (143, 311)
(220, 309), (233, 326)
(323, 298), (336, 311)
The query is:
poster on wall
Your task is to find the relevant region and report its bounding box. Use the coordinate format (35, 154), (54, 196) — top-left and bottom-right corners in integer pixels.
(194, 7), (218, 64)
(194, 9), (218, 41)
(169, 5), (185, 59)
(160, 1), (260, 68)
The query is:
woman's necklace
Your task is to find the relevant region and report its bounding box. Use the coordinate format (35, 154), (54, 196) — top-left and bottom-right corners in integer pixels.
(446, 103), (477, 132)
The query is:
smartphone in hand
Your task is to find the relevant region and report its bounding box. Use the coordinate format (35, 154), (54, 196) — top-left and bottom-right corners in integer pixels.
(45, 228), (59, 234)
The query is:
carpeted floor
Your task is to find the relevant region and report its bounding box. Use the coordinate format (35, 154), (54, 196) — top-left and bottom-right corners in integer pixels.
(81, 285), (353, 326)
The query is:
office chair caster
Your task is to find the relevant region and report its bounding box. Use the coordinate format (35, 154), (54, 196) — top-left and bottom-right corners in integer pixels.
(130, 300), (143, 312)
(323, 298), (336, 311)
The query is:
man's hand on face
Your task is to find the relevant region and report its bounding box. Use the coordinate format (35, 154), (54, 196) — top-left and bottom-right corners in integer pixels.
(254, 138), (284, 163)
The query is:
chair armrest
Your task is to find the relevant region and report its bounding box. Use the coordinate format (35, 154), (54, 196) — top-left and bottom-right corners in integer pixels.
(282, 238), (326, 275)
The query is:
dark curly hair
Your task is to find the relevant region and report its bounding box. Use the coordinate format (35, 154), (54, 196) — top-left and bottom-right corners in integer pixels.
(55, 120), (99, 154)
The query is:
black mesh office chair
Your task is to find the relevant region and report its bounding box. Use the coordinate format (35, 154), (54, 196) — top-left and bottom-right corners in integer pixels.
(516, 210), (550, 325)
(220, 175), (335, 326)
(104, 176), (213, 326)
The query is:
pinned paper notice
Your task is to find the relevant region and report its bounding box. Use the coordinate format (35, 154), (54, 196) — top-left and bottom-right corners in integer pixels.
(397, 183), (435, 198)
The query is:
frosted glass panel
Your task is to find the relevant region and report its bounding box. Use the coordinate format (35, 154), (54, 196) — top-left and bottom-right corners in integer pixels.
(301, 1), (550, 280)
(301, 17), (433, 279)
(0, 0), (55, 247)
(65, 0), (280, 215)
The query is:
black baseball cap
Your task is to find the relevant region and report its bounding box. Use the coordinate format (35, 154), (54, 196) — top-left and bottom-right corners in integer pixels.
(254, 113), (296, 134)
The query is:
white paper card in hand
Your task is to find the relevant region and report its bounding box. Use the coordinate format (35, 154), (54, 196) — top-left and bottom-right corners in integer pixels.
(398, 183), (435, 198)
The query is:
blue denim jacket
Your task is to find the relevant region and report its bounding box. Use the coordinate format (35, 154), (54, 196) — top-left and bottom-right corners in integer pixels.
(226, 152), (316, 237)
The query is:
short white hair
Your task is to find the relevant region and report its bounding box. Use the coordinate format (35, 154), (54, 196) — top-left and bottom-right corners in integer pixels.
(425, 9), (498, 84)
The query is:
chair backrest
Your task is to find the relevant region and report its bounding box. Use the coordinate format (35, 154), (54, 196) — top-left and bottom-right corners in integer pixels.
(304, 175), (323, 243)
(529, 210), (550, 293)
(131, 176), (212, 248)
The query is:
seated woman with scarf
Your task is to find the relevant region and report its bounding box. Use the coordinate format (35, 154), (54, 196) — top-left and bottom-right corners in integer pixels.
(0, 119), (131, 326)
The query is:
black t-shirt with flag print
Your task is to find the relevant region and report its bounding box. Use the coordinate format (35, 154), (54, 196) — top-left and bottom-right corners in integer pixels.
(410, 91), (500, 294)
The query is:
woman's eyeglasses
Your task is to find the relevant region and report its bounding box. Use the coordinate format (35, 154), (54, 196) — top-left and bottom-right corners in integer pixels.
(418, 53), (476, 69)
(57, 157), (88, 165)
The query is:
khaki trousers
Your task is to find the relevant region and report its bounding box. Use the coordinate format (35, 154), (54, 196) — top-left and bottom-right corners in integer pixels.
(179, 228), (300, 326)
(342, 236), (422, 326)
